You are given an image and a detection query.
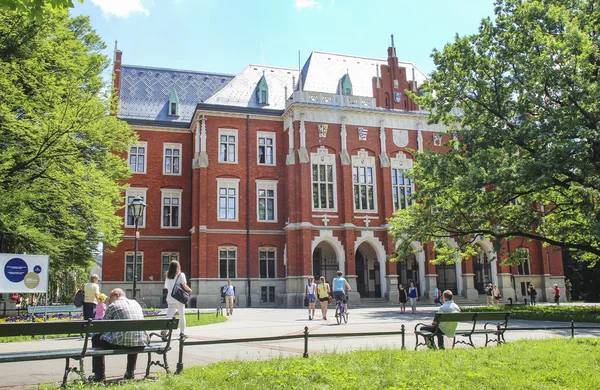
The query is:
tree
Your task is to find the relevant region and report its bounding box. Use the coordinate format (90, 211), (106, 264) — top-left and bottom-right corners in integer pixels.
(389, 0), (600, 265)
(0, 0), (83, 20)
(0, 9), (135, 277)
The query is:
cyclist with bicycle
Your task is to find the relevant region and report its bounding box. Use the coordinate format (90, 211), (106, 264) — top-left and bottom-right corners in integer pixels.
(332, 271), (352, 311)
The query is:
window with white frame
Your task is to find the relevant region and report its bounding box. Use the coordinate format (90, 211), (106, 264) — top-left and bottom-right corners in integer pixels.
(391, 152), (415, 211)
(219, 247), (237, 279)
(161, 252), (179, 280)
(125, 252), (143, 282)
(219, 129), (238, 163)
(125, 188), (147, 228)
(256, 180), (277, 222)
(161, 189), (182, 228)
(352, 149), (377, 211)
(257, 132), (275, 165)
(259, 248), (276, 278)
(516, 248), (531, 275)
(163, 143), (181, 175)
(311, 147), (337, 211)
(217, 178), (239, 221)
(128, 141), (147, 174)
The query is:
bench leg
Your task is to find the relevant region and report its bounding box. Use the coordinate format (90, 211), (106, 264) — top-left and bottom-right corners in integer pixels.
(146, 352), (171, 378)
(62, 358), (71, 387)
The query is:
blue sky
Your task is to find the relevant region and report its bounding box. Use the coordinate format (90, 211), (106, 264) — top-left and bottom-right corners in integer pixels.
(72, 0), (495, 77)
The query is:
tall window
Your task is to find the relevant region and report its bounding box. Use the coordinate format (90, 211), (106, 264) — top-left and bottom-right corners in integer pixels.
(392, 169), (412, 210)
(161, 252), (179, 281)
(352, 150), (377, 211)
(391, 151), (414, 211)
(257, 132), (275, 165)
(161, 190), (181, 228)
(219, 247), (237, 279)
(164, 144), (181, 175)
(125, 189), (147, 228)
(517, 248), (531, 275)
(257, 180), (277, 222)
(217, 178), (239, 221)
(311, 147), (337, 211)
(259, 248), (276, 278)
(219, 129), (238, 163)
(128, 141), (147, 174)
(125, 252), (143, 282)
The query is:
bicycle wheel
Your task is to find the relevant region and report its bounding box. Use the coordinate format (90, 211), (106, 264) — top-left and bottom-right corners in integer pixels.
(335, 305), (341, 325)
(343, 310), (348, 324)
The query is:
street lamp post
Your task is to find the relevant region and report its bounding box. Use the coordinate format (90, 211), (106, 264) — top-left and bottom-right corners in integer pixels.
(128, 196), (146, 301)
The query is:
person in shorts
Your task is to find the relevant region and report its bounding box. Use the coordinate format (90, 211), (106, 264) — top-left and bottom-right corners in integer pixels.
(305, 276), (317, 320)
(332, 271), (352, 311)
(317, 276), (331, 320)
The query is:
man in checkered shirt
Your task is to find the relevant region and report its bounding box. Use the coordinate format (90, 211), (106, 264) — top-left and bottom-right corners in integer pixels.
(91, 288), (148, 383)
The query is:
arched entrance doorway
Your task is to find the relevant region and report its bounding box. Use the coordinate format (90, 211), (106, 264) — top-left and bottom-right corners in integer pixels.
(474, 246), (492, 294)
(396, 253), (420, 294)
(312, 241), (339, 284)
(436, 263), (457, 294)
(355, 242), (380, 298)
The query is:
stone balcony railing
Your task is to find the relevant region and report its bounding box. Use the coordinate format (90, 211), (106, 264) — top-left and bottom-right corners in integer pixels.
(286, 90), (377, 109)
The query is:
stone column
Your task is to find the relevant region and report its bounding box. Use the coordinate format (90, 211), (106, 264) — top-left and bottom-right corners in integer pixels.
(387, 275), (399, 303)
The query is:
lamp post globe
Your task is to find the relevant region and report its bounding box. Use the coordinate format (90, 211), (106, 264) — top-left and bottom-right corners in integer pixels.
(128, 196), (146, 301)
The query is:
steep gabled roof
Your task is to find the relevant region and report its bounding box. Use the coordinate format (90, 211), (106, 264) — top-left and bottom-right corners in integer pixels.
(118, 65), (235, 122)
(301, 51), (427, 97)
(206, 65), (299, 110)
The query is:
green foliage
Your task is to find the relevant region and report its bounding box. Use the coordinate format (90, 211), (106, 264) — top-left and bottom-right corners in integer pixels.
(0, 0), (83, 20)
(48, 338), (600, 389)
(463, 304), (600, 323)
(184, 312), (228, 327)
(390, 0), (600, 265)
(0, 10), (135, 280)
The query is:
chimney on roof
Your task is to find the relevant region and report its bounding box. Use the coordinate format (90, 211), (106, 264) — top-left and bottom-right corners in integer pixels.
(111, 40), (123, 116)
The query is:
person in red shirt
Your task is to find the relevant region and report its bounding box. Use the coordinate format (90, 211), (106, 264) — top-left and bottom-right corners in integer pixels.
(553, 284), (561, 305)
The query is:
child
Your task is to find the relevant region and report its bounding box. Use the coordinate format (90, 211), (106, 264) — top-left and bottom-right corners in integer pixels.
(94, 293), (107, 320)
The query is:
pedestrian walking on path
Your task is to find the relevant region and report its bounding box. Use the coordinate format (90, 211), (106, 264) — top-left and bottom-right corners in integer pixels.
(83, 274), (100, 320)
(398, 283), (408, 313)
(408, 283), (418, 314)
(317, 276), (330, 320)
(164, 260), (192, 338)
(223, 280), (235, 315)
(305, 277), (317, 320)
(554, 284), (561, 305)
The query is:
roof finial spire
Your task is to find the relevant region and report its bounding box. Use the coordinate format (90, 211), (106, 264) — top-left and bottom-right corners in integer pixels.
(391, 34), (395, 48)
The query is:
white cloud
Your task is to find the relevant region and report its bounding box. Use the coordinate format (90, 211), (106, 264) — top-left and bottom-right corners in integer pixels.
(295, 0), (321, 10)
(90, 0), (149, 17)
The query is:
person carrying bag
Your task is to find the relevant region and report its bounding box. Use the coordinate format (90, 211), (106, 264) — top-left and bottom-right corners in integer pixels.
(163, 260), (192, 339)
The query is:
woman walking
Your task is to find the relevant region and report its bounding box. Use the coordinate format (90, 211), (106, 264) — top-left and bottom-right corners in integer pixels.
(305, 276), (317, 320)
(317, 276), (330, 320)
(163, 260), (192, 339)
(408, 282), (418, 314)
(528, 284), (537, 306)
(398, 283), (408, 313)
(493, 284), (502, 305)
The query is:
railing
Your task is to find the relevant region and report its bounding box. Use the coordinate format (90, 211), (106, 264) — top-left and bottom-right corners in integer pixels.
(286, 91), (376, 109)
(506, 321), (600, 339)
(176, 324), (407, 374)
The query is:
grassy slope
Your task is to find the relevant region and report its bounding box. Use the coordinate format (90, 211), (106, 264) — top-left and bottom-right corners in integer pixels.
(53, 338), (600, 389)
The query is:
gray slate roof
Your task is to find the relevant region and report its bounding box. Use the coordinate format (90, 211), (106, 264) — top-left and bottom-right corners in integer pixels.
(118, 65), (234, 122)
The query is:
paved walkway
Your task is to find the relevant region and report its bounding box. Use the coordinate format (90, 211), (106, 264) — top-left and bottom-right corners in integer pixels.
(1, 305), (599, 388)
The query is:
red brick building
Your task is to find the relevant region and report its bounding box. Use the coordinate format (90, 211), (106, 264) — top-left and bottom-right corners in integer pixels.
(103, 39), (565, 307)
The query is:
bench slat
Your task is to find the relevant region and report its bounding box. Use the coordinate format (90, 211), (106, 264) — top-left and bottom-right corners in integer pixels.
(0, 349), (83, 363)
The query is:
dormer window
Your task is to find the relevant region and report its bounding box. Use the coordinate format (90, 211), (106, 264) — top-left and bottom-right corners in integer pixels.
(256, 72), (269, 105)
(340, 72), (353, 96)
(168, 89), (179, 116)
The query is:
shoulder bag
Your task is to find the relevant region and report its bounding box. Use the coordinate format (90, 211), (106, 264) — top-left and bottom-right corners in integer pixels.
(171, 273), (190, 305)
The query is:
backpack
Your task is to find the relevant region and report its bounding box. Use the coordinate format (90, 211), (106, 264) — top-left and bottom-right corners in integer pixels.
(74, 289), (84, 307)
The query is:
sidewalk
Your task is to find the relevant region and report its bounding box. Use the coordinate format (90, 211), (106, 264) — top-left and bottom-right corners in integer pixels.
(0, 305), (598, 388)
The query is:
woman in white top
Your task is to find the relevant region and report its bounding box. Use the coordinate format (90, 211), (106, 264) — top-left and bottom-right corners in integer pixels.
(164, 260), (192, 339)
(305, 276), (317, 320)
(83, 274), (100, 320)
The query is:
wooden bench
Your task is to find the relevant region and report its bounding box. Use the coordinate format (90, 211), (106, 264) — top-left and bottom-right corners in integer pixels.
(0, 318), (179, 386)
(415, 312), (510, 349)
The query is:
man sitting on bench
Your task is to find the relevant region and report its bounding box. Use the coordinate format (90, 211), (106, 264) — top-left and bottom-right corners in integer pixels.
(420, 290), (461, 349)
(91, 288), (148, 383)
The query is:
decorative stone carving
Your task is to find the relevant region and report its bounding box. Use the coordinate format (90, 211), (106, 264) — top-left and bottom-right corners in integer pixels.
(433, 134), (443, 146)
(392, 129), (409, 147)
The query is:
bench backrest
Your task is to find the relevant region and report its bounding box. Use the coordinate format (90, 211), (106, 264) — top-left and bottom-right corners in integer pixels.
(0, 318), (179, 338)
(474, 312), (510, 323)
(434, 312), (479, 323)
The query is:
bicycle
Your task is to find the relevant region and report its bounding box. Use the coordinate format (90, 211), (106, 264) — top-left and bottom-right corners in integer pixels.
(334, 295), (348, 325)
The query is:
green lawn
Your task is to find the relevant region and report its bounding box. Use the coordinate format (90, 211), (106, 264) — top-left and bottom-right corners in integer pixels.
(46, 338), (600, 389)
(0, 313), (225, 343)
(462, 304), (600, 323)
